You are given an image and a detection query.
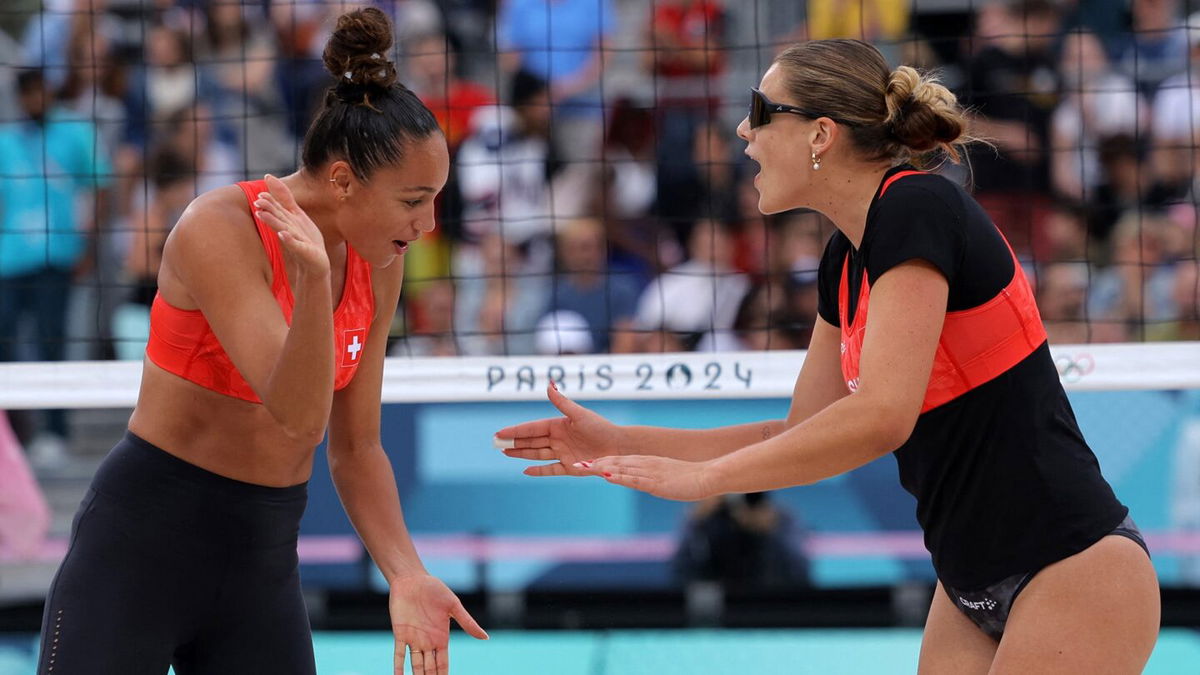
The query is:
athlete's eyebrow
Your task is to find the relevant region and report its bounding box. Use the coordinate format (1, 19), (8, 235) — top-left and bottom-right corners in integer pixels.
(399, 186), (438, 193)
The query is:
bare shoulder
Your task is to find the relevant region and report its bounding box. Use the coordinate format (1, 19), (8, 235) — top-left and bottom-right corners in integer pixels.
(165, 185), (259, 256)
(159, 185), (268, 308)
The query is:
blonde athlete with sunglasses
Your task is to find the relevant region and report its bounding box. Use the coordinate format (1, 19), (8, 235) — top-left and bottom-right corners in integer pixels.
(497, 39), (1159, 674)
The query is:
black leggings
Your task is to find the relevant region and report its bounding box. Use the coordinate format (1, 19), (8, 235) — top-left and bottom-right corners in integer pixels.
(37, 431), (315, 675)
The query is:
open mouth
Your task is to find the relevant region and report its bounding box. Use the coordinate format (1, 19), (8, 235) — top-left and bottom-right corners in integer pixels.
(393, 240), (409, 253)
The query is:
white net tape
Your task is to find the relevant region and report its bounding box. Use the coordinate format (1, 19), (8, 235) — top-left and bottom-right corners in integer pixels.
(0, 342), (1196, 409)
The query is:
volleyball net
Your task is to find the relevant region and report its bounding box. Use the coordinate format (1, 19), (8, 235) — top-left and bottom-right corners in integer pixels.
(1, 0), (1200, 604)
(0, 0), (1195, 366)
(2, 343), (1200, 593)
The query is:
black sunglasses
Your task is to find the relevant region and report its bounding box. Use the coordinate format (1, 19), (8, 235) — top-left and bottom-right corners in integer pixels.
(748, 88), (855, 129)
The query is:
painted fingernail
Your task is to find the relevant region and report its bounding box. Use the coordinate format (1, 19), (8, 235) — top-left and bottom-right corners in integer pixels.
(492, 435), (515, 449)
(602, 472), (613, 478)
(573, 461), (591, 469)
(550, 381), (558, 391)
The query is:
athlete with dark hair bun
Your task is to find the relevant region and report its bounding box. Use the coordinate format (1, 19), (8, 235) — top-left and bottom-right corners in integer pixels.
(498, 39), (1159, 674)
(38, 8), (484, 675)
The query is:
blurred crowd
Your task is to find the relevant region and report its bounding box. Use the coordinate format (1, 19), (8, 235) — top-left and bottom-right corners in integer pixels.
(0, 0), (1197, 386)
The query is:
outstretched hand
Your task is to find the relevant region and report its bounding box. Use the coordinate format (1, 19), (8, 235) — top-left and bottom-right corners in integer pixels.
(574, 454), (716, 502)
(389, 573), (488, 675)
(493, 384), (625, 477)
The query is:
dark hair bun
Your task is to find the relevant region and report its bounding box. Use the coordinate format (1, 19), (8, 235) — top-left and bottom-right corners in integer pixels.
(323, 7), (398, 101)
(884, 66), (963, 154)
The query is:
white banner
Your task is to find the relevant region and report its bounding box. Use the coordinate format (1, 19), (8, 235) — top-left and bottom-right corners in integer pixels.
(0, 343), (1196, 409)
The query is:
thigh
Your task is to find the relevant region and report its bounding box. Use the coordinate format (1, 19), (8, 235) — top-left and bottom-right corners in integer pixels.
(990, 535), (1160, 675)
(174, 561), (315, 675)
(37, 491), (178, 675)
(918, 581), (997, 675)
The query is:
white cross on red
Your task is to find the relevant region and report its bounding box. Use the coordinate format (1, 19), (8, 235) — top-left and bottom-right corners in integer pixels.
(346, 334), (363, 361)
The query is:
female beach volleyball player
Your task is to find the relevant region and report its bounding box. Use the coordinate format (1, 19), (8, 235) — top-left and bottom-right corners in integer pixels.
(37, 8), (484, 675)
(496, 39), (1159, 673)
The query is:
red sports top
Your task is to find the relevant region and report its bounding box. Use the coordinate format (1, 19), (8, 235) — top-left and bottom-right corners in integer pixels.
(145, 180), (376, 403)
(838, 171), (1047, 413)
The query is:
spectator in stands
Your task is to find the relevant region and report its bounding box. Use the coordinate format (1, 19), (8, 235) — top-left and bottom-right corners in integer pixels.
(198, 0), (291, 178)
(389, 278), (464, 358)
(546, 217), (640, 354)
(404, 31), (496, 305)
(1089, 134), (1174, 259)
(150, 102), (242, 198)
(961, 0), (1063, 256)
(1051, 28), (1146, 204)
(674, 491), (809, 589)
(1088, 211), (1181, 341)
(697, 281), (805, 352)
(270, 0), (339, 140)
(453, 71), (559, 355)
(407, 32), (495, 153)
(1150, 12), (1200, 197)
(633, 218), (749, 352)
(1036, 261), (1092, 344)
(457, 232), (551, 355)
(456, 69), (557, 249)
(21, 0), (120, 92)
(0, 69), (112, 465)
(497, 0), (615, 163)
(534, 309), (595, 356)
(1167, 257), (1199, 340)
(57, 14), (130, 361)
(802, 0), (911, 63)
(144, 22), (201, 121)
(1040, 202), (1090, 264)
(1116, 0), (1189, 97)
(122, 147), (193, 310)
(545, 101), (664, 286)
(646, 0), (725, 237)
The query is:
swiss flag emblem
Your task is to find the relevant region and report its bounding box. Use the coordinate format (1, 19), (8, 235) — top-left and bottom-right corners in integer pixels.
(341, 328), (367, 367)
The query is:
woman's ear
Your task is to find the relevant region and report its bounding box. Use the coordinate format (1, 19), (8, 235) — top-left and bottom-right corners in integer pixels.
(328, 161), (355, 199)
(808, 118), (839, 158)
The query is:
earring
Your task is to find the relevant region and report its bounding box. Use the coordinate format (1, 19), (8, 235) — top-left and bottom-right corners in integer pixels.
(811, 153), (822, 171)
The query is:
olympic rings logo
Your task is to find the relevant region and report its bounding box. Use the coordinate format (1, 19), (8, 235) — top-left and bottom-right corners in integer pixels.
(1055, 353), (1095, 382)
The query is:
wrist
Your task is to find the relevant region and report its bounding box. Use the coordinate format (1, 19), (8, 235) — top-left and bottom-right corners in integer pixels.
(699, 457), (728, 498)
(296, 266), (331, 283)
(614, 424), (637, 456)
(385, 564), (428, 586)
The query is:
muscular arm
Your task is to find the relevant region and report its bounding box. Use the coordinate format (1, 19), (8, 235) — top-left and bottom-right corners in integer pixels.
(617, 318), (848, 462)
(326, 261), (425, 581)
(703, 261), (947, 493)
(162, 187), (335, 444)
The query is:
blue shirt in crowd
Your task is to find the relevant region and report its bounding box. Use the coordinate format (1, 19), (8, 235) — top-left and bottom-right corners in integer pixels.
(550, 273), (640, 352)
(0, 111), (112, 278)
(498, 0), (615, 113)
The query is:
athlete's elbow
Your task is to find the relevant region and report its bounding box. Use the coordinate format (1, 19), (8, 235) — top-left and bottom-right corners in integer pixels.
(271, 408), (328, 446)
(867, 402), (918, 452)
(283, 422), (327, 447)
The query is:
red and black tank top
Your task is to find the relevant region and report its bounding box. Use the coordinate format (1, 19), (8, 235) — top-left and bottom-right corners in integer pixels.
(815, 166), (1128, 591)
(835, 170), (1047, 413)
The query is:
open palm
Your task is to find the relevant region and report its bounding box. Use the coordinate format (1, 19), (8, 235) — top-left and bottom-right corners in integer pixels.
(252, 173), (330, 275)
(494, 385), (626, 477)
(389, 573), (487, 674)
